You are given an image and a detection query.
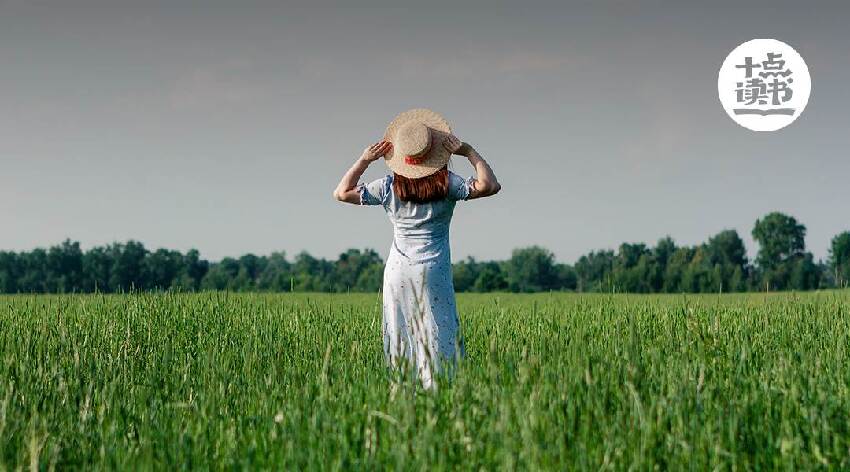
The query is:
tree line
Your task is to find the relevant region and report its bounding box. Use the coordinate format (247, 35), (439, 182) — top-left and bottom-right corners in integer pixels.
(1, 212), (848, 294)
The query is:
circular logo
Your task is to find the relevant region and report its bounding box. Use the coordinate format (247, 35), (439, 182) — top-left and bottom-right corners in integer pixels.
(718, 39), (811, 132)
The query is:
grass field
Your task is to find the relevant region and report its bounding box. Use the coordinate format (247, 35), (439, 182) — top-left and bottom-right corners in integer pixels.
(1, 291), (849, 469)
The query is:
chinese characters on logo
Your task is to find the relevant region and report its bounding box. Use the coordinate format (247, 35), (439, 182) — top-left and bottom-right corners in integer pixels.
(734, 52), (795, 116)
(718, 39), (811, 132)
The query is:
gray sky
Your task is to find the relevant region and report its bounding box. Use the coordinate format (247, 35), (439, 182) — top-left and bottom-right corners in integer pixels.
(1, 1), (848, 263)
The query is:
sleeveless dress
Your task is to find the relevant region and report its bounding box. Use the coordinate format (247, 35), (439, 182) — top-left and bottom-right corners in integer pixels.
(358, 171), (474, 389)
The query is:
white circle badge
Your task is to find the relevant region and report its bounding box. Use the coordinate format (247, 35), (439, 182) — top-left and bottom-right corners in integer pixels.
(718, 39), (811, 132)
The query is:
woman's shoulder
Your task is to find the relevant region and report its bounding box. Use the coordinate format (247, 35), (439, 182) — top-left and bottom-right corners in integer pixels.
(382, 174), (394, 191)
(372, 174), (394, 188)
(359, 174), (395, 206)
(447, 170), (466, 185)
(446, 170), (473, 202)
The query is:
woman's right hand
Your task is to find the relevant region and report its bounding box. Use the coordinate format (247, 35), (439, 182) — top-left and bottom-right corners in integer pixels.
(360, 141), (392, 163)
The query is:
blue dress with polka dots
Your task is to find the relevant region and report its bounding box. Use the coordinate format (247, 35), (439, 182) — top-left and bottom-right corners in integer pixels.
(358, 170), (473, 388)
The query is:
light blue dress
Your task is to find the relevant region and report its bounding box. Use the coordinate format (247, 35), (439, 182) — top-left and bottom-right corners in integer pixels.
(358, 171), (473, 388)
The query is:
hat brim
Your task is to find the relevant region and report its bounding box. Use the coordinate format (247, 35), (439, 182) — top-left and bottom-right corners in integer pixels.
(383, 108), (452, 179)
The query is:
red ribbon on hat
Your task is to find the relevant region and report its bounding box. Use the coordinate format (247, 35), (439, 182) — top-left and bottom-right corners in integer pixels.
(404, 155), (427, 165)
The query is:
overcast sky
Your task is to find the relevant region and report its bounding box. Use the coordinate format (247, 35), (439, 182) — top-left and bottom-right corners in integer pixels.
(2, 1), (848, 263)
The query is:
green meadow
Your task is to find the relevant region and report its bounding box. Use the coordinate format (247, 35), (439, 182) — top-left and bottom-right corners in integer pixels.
(1, 291), (848, 469)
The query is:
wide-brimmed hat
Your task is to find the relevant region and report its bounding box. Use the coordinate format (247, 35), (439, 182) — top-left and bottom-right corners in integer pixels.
(383, 108), (452, 179)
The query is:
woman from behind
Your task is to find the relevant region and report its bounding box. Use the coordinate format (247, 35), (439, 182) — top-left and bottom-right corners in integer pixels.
(333, 108), (500, 389)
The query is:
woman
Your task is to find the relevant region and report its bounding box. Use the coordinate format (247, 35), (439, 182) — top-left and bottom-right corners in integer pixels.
(333, 108), (500, 389)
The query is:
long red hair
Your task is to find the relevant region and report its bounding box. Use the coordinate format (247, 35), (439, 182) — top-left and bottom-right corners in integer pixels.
(393, 166), (448, 203)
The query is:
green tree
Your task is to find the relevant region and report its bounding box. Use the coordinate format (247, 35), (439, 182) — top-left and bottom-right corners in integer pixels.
(452, 257), (480, 292)
(333, 249), (383, 292)
(19, 249), (49, 292)
(704, 229), (749, 292)
(555, 263), (577, 291)
(663, 246), (695, 293)
(830, 232), (850, 288)
(682, 246), (716, 293)
(290, 252), (333, 292)
(355, 263), (383, 292)
(0, 251), (21, 293)
(752, 212), (809, 291)
(201, 257), (241, 291)
(789, 253), (821, 291)
(505, 246), (559, 292)
(653, 236), (677, 269)
(178, 249), (209, 290)
(230, 254), (264, 291)
(108, 241), (149, 292)
(257, 252), (291, 291)
(145, 248), (184, 290)
(47, 239), (84, 293)
(575, 250), (614, 292)
(474, 262), (508, 292)
(705, 230), (748, 267)
(82, 246), (112, 292)
(612, 243), (657, 292)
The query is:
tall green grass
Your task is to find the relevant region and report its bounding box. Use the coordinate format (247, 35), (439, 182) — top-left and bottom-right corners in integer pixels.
(1, 291), (848, 469)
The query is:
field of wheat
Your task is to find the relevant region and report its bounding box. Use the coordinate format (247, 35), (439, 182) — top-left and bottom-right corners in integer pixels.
(1, 291), (848, 469)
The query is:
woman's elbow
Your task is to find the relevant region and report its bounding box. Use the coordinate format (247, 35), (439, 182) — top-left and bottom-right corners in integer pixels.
(484, 182), (501, 196)
(332, 189), (345, 201)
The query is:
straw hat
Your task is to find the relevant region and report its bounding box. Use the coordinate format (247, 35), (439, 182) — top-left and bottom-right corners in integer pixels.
(383, 108), (452, 179)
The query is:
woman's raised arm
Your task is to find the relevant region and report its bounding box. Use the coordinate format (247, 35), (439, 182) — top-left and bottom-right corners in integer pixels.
(452, 139), (500, 199)
(333, 141), (392, 205)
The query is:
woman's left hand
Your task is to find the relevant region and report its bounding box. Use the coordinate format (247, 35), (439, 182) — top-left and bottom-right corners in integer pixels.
(442, 134), (463, 154)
